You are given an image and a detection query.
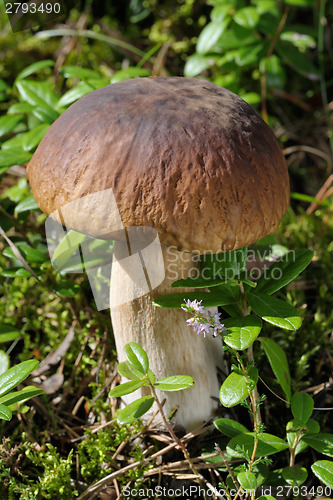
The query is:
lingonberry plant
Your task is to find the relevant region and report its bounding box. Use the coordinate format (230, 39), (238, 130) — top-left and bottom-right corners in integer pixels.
(110, 245), (333, 499)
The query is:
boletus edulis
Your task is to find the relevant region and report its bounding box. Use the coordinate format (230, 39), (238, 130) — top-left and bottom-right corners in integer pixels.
(27, 77), (289, 430)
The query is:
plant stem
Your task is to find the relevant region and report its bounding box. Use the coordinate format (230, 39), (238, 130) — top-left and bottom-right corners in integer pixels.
(149, 382), (208, 499)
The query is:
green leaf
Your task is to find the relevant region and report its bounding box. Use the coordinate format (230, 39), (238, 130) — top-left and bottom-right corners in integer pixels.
(154, 375), (194, 392)
(219, 368), (258, 407)
(196, 18), (231, 55)
(111, 67), (150, 83)
(16, 60), (55, 80)
(256, 249), (314, 295)
(116, 396), (154, 425)
(0, 115), (24, 138)
(109, 380), (145, 397)
(0, 148), (32, 169)
(282, 466), (307, 486)
(276, 41), (319, 80)
(286, 418), (320, 455)
(153, 291), (237, 309)
(0, 386), (44, 406)
(234, 7), (260, 29)
(226, 432), (289, 459)
(0, 403), (12, 421)
(52, 282), (81, 298)
(291, 391), (314, 423)
(124, 343), (149, 375)
(237, 471), (257, 490)
(248, 292), (302, 330)
(0, 359), (39, 397)
(15, 81), (59, 121)
(302, 433), (333, 457)
(256, 497), (277, 500)
(311, 460), (333, 488)
(0, 324), (21, 343)
(2, 124), (49, 153)
(15, 195), (39, 214)
(184, 55), (211, 77)
(117, 361), (141, 381)
(200, 247), (248, 279)
(258, 337), (291, 401)
(57, 83), (95, 108)
(171, 276), (231, 289)
(60, 66), (103, 80)
(8, 103), (35, 115)
(223, 315), (262, 350)
(284, 0), (316, 5)
(214, 418), (248, 438)
(0, 351), (10, 375)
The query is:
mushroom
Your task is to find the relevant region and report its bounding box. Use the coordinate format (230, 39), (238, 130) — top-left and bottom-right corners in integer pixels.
(27, 77), (289, 430)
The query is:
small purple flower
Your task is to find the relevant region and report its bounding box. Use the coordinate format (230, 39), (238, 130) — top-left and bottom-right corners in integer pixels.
(182, 299), (226, 338)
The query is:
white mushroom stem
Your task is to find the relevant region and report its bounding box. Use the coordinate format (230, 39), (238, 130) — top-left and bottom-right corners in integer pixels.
(110, 245), (224, 431)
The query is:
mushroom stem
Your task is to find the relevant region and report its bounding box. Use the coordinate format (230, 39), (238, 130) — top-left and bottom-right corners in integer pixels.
(110, 245), (224, 431)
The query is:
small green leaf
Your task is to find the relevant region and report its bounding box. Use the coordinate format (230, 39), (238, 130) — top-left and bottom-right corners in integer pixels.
(109, 380), (145, 397)
(0, 115), (24, 138)
(0, 385), (44, 406)
(223, 315), (262, 350)
(52, 282), (80, 298)
(302, 433), (333, 457)
(60, 66), (103, 80)
(171, 276), (231, 289)
(200, 247), (248, 278)
(276, 41), (319, 80)
(284, 0), (316, 5)
(311, 460), (333, 488)
(226, 432), (289, 459)
(291, 391), (314, 423)
(153, 291), (237, 309)
(116, 396), (154, 425)
(196, 18), (231, 55)
(111, 67), (150, 83)
(234, 7), (260, 29)
(219, 368), (258, 407)
(0, 148), (32, 168)
(0, 351), (9, 375)
(184, 55), (211, 77)
(258, 337), (291, 401)
(248, 292), (302, 330)
(154, 375), (194, 392)
(214, 418), (248, 438)
(16, 60), (55, 80)
(237, 471), (257, 490)
(8, 103), (35, 115)
(0, 324), (21, 343)
(15, 195), (39, 214)
(0, 403), (12, 421)
(282, 465), (307, 486)
(15, 81), (59, 121)
(124, 342), (149, 375)
(0, 359), (39, 398)
(57, 83), (95, 107)
(286, 418), (320, 455)
(117, 361), (141, 381)
(256, 249), (314, 295)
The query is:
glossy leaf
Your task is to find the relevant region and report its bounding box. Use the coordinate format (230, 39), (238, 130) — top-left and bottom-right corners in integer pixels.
(124, 342), (149, 375)
(286, 418), (320, 455)
(154, 375), (194, 392)
(0, 147), (32, 169)
(199, 247), (248, 279)
(219, 368), (258, 407)
(237, 471), (257, 490)
(16, 60), (54, 80)
(116, 396), (154, 425)
(52, 282), (80, 298)
(255, 249), (314, 295)
(0, 403), (12, 421)
(248, 292), (302, 330)
(282, 465), (307, 486)
(0, 386), (44, 406)
(15, 195), (39, 214)
(0, 115), (24, 138)
(171, 276), (232, 289)
(153, 291), (237, 309)
(291, 391), (314, 423)
(8, 102), (35, 115)
(109, 380), (145, 397)
(276, 41), (319, 80)
(60, 66), (103, 80)
(223, 315), (262, 350)
(0, 359), (39, 397)
(234, 7), (260, 29)
(302, 433), (333, 457)
(0, 324), (21, 343)
(226, 432), (289, 458)
(196, 18), (231, 54)
(0, 351), (9, 375)
(57, 83), (94, 107)
(214, 417), (248, 438)
(184, 55), (211, 77)
(15, 80), (59, 120)
(117, 361), (141, 381)
(311, 460), (333, 488)
(111, 67), (150, 83)
(258, 337), (291, 401)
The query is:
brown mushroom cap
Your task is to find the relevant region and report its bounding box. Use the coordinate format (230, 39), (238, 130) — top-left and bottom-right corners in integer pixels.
(27, 77), (289, 253)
